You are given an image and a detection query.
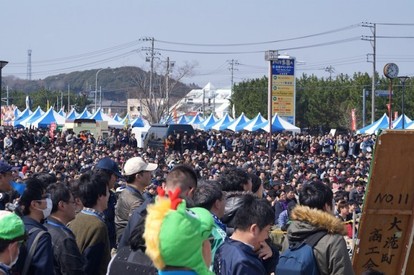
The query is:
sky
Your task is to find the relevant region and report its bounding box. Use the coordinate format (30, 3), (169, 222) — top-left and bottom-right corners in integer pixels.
(1, 0), (414, 89)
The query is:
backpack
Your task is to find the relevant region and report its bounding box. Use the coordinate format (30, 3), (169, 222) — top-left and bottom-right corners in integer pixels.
(11, 227), (48, 275)
(276, 230), (327, 275)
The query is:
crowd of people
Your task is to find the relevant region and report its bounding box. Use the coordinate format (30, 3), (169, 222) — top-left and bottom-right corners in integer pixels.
(0, 126), (378, 275)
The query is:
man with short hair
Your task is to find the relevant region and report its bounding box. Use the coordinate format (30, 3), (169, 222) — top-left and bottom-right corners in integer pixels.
(115, 157), (157, 241)
(117, 164), (197, 250)
(95, 157), (122, 250)
(0, 211), (26, 275)
(213, 194), (276, 274)
(68, 171), (110, 275)
(45, 183), (85, 275)
(193, 180), (226, 270)
(278, 182), (354, 275)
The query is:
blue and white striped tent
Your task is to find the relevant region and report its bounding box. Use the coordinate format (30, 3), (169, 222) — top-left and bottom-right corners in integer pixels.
(176, 115), (189, 125)
(256, 114), (300, 133)
(211, 113), (233, 131)
(66, 108), (79, 120)
(241, 113), (267, 132)
(76, 108), (92, 119)
(200, 114), (218, 131)
(113, 113), (122, 122)
(15, 106), (45, 128)
(188, 113), (204, 126)
(392, 114), (412, 129)
(225, 113), (250, 132)
(356, 113), (389, 134)
(31, 107), (66, 128)
(131, 117), (145, 128)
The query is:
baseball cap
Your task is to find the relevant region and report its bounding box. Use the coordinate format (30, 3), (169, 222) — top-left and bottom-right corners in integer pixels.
(0, 161), (18, 174)
(95, 157), (122, 177)
(0, 211), (25, 241)
(123, 157), (158, 176)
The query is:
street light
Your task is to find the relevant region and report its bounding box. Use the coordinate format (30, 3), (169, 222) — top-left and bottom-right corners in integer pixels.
(265, 50), (278, 165)
(95, 68), (106, 112)
(398, 76), (410, 129)
(0, 61), (9, 127)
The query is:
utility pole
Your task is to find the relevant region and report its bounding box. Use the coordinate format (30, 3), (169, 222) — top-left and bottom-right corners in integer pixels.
(142, 37), (156, 114)
(68, 84), (70, 112)
(362, 22), (376, 123)
(227, 59), (239, 117)
(325, 66), (335, 80)
(165, 57), (175, 117)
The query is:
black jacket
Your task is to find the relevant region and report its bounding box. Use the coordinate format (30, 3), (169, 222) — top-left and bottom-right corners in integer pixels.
(45, 217), (86, 275)
(221, 191), (249, 236)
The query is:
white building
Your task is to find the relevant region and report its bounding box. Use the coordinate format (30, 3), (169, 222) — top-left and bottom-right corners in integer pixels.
(170, 83), (232, 119)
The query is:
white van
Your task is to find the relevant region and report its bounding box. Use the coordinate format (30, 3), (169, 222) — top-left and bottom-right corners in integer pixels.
(131, 125), (151, 148)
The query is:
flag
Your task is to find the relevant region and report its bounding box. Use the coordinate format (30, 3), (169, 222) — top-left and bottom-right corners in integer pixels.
(351, 109), (356, 131)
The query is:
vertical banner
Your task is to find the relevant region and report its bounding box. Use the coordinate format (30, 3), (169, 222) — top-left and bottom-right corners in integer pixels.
(394, 112), (398, 121)
(351, 108), (356, 131)
(271, 57), (296, 125)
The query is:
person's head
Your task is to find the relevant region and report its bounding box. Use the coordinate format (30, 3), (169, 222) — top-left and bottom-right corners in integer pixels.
(232, 194), (274, 251)
(95, 157), (122, 189)
(218, 168), (252, 192)
(299, 182), (334, 213)
(77, 171), (109, 212)
(47, 182), (77, 224)
(0, 161), (18, 192)
(32, 172), (57, 187)
(250, 173), (264, 198)
(275, 189), (287, 201)
(18, 177), (52, 221)
(123, 157), (158, 189)
(193, 180), (225, 218)
(0, 211), (26, 267)
(164, 165), (198, 199)
(337, 200), (349, 216)
(144, 189), (214, 275)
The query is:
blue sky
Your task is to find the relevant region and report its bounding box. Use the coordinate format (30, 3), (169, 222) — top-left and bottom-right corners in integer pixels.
(1, 0), (414, 88)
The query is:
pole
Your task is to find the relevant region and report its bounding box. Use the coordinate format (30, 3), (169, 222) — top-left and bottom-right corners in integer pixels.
(6, 86), (9, 106)
(68, 84), (70, 112)
(371, 23), (376, 124)
(268, 60), (273, 165)
(166, 57), (170, 117)
(149, 38), (154, 113)
(202, 88), (205, 118)
(0, 61), (8, 126)
(362, 89), (366, 127)
(95, 68), (104, 112)
(99, 86), (102, 109)
(398, 76), (410, 129)
(388, 79), (393, 129)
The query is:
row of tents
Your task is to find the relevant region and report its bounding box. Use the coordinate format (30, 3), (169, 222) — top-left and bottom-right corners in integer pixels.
(169, 112), (301, 133)
(7, 107), (147, 129)
(356, 113), (414, 134)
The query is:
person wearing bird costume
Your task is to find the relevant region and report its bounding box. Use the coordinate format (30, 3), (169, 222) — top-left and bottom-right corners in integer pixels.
(144, 187), (214, 275)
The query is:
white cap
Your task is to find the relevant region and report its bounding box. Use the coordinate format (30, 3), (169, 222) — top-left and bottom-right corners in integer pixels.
(123, 157), (158, 176)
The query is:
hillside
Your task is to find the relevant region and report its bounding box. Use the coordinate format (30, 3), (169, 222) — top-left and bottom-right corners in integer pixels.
(3, 66), (199, 103)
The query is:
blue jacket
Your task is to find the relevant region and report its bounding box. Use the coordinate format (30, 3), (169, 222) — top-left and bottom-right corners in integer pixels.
(214, 238), (273, 275)
(15, 216), (55, 275)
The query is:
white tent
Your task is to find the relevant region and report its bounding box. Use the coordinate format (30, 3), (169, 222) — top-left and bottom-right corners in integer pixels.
(356, 113), (389, 134)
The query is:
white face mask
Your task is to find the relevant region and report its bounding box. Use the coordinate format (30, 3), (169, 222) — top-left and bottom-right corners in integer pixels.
(5, 244), (19, 269)
(36, 198), (53, 219)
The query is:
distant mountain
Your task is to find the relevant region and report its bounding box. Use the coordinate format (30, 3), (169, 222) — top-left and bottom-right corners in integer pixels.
(3, 66), (200, 103)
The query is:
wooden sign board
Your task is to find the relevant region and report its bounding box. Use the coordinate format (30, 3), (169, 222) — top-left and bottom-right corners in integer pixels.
(353, 130), (414, 275)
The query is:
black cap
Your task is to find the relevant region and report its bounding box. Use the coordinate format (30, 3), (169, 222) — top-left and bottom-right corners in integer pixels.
(95, 158), (122, 177)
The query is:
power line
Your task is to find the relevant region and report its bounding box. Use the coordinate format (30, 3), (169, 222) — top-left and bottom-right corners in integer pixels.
(155, 24), (361, 47)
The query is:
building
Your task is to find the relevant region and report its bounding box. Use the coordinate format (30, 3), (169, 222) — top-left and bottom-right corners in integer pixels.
(170, 83), (232, 119)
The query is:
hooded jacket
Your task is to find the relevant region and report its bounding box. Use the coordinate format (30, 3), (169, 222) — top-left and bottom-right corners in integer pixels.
(282, 205), (354, 275)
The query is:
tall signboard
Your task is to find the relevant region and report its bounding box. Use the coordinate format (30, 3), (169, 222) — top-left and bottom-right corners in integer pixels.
(271, 57), (296, 124)
(353, 130), (414, 275)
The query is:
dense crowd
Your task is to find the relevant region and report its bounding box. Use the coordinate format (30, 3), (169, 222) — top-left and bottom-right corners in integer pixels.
(0, 126), (377, 275)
